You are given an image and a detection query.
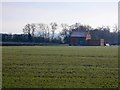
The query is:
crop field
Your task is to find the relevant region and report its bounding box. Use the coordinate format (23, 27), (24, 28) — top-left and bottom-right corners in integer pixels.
(2, 46), (118, 88)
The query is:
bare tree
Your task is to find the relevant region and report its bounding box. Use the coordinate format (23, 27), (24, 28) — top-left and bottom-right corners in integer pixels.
(61, 23), (69, 38)
(23, 24), (31, 35)
(113, 24), (118, 32)
(50, 22), (58, 40)
(38, 23), (46, 38)
(46, 25), (50, 40)
(23, 24), (32, 42)
(31, 24), (36, 36)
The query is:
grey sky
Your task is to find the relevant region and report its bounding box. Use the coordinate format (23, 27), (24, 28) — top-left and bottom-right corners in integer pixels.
(1, 1), (118, 34)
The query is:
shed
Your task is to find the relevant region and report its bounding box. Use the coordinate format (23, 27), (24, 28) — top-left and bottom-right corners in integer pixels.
(70, 31), (86, 46)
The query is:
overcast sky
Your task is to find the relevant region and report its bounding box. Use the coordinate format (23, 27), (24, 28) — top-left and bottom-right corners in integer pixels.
(1, 1), (118, 34)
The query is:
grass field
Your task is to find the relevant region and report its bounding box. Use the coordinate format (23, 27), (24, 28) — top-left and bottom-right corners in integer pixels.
(2, 46), (118, 88)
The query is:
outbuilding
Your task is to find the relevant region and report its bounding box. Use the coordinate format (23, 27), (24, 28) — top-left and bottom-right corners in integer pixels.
(70, 31), (87, 46)
(70, 31), (105, 46)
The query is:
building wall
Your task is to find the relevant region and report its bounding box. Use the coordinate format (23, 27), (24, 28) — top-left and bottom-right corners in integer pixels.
(100, 39), (104, 46)
(70, 37), (86, 46)
(86, 39), (100, 46)
(70, 31), (105, 46)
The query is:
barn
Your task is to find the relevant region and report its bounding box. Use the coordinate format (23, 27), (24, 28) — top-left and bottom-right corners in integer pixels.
(70, 31), (87, 46)
(70, 31), (105, 46)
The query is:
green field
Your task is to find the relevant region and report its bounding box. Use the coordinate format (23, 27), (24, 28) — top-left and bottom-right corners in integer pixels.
(2, 46), (118, 88)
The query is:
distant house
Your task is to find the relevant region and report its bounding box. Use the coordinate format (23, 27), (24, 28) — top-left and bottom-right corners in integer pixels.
(70, 31), (105, 46)
(70, 31), (87, 46)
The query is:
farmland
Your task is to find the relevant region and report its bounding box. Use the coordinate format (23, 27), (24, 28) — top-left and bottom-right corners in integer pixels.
(2, 46), (118, 88)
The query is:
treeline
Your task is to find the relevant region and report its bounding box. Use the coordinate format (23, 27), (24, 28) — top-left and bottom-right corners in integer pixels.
(1, 23), (119, 45)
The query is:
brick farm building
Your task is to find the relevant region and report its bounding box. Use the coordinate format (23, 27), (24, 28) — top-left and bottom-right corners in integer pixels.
(70, 31), (105, 46)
